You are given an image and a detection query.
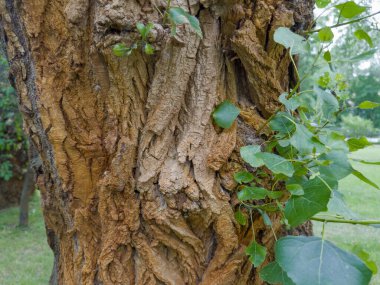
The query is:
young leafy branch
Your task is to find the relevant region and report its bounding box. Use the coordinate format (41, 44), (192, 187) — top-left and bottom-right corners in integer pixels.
(212, 1), (380, 283)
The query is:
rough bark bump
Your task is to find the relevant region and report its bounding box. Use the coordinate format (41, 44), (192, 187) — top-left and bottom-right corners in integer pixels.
(1, 0), (314, 284)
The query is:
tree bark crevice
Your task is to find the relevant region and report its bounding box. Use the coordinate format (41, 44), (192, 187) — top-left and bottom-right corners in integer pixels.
(1, 0), (315, 284)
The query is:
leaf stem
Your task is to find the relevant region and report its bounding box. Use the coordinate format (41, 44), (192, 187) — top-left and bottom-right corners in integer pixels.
(309, 11), (380, 33)
(311, 216), (380, 226)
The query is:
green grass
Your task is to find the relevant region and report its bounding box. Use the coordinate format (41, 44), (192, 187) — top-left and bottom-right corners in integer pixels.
(0, 147), (379, 284)
(314, 145), (380, 285)
(0, 193), (53, 285)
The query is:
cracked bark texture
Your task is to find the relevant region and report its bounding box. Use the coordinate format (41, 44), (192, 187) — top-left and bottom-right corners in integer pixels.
(1, 0), (314, 284)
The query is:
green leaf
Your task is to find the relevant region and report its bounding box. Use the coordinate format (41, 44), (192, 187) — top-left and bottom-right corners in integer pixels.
(327, 190), (359, 219)
(358, 100), (380, 109)
(335, 1), (367, 19)
(289, 124), (314, 155)
(258, 209), (272, 226)
(318, 27), (334, 42)
(285, 177), (331, 227)
(168, 7), (189, 25)
(352, 169), (379, 190)
(350, 49), (377, 61)
(275, 236), (372, 285)
(112, 43), (129, 57)
(234, 210), (247, 226)
(317, 72), (330, 88)
(234, 171), (254, 184)
(316, 0), (331, 8)
(319, 131), (349, 152)
(212, 101), (240, 129)
(354, 29), (374, 48)
(269, 112), (296, 134)
(290, 124), (323, 155)
(255, 152), (294, 177)
(273, 27), (308, 55)
(144, 43), (155, 55)
(315, 88), (339, 119)
(237, 186), (268, 201)
(136, 22), (146, 37)
(267, 191), (283, 200)
(323, 51), (332, 62)
(286, 184), (304, 196)
(246, 241), (267, 267)
(279, 93), (301, 111)
(260, 262), (296, 285)
(357, 160), (380, 165)
(319, 151), (353, 180)
(351, 245), (378, 274)
(168, 7), (203, 38)
(240, 145), (263, 167)
(347, 137), (372, 152)
(187, 14), (203, 38)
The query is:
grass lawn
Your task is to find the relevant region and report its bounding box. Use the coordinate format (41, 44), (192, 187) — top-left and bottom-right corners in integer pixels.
(0, 146), (379, 284)
(0, 193), (53, 285)
(314, 145), (380, 285)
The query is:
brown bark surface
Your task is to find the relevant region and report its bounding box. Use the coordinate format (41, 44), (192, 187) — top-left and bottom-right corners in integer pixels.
(1, 0), (314, 284)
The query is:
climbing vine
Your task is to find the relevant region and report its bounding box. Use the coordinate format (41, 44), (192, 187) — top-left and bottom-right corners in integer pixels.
(212, 1), (380, 284)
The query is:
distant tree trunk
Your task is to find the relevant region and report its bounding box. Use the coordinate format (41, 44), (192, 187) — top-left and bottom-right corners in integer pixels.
(1, 0), (314, 284)
(0, 150), (30, 210)
(18, 165), (34, 227)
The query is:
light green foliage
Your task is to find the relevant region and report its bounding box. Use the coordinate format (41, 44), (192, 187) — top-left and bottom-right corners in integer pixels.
(318, 26), (334, 42)
(358, 100), (380, 110)
(260, 262), (295, 285)
(212, 2), (380, 283)
(316, 0), (331, 8)
(237, 186), (269, 201)
(347, 137), (372, 152)
(234, 171), (254, 184)
(352, 169), (379, 190)
(352, 245), (378, 274)
(112, 22), (154, 57)
(168, 7), (203, 38)
(254, 152), (294, 177)
(354, 29), (374, 47)
(273, 27), (308, 55)
(212, 100), (240, 129)
(335, 1), (367, 19)
(234, 210), (247, 226)
(323, 50), (332, 62)
(112, 43), (134, 57)
(136, 22), (154, 41)
(286, 183), (304, 196)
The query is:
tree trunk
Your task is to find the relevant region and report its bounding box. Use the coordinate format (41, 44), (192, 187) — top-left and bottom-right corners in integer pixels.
(0, 149), (31, 210)
(1, 0), (314, 284)
(18, 164), (34, 227)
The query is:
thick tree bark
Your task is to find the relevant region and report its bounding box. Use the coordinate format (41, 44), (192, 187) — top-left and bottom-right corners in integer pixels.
(1, 0), (314, 284)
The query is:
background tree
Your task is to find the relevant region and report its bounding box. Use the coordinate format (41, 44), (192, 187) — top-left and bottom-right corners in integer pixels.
(0, 53), (32, 211)
(1, 1), (314, 284)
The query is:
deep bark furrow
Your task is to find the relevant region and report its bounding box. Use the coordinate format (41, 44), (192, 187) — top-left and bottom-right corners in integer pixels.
(1, 0), (314, 284)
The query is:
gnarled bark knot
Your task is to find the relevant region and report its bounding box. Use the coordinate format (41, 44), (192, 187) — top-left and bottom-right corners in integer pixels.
(1, 0), (314, 284)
